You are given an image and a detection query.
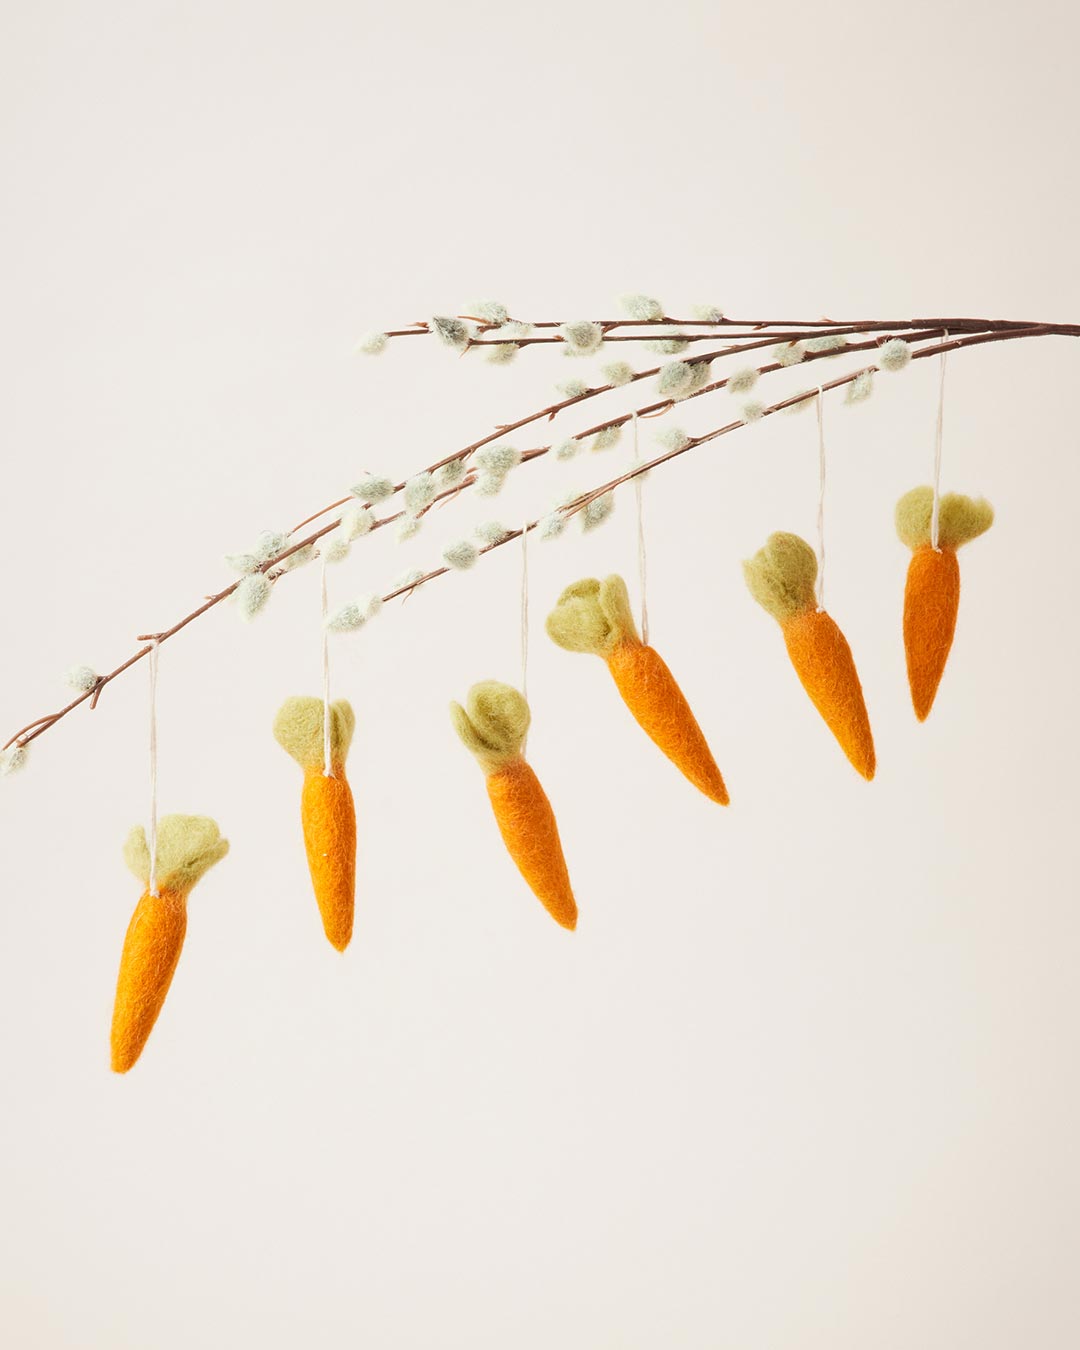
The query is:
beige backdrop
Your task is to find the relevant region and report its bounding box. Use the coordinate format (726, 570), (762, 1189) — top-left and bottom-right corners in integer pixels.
(2, 2), (1079, 1347)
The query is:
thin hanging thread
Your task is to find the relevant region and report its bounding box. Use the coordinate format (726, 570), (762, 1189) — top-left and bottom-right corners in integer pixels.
(147, 639), (160, 898)
(632, 410), (650, 643)
(520, 519), (530, 756)
(931, 336), (948, 551)
(321, 559), (334, 778)
(815, 386), (827, 612)
(520, 519), (530, 701)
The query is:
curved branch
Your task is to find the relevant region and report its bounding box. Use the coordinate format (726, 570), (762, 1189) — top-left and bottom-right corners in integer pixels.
(293, 322), (958, 534)
(3, 321), (1072, 757)
(378, 325), (1061, 601)
(384, 315), (1079, 342)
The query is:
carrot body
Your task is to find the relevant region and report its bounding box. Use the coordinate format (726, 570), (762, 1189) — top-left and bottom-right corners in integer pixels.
(781, 609), (876, 780)
(451, 681), (578, 930)
(300, 767), (356, 951)
(274, 697), (358, 952)
(486, 758), (577, 931)
(110, 888), (188, 1073)
(903, 545), (960, 721)
(111, 814), (228, 1073)
(895, 486), (993, 721)
(744, 533), (875, 780)
(545, 575), (729, 805)
(607, 640), (729, 804)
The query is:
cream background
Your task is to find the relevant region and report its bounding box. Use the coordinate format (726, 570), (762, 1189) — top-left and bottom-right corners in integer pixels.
(2, 3), (1079, 1347)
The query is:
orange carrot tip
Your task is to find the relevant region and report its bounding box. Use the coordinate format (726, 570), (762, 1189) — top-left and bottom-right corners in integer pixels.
(743, 533), (876, 780)
(110, 814), (229, 1074)
(450, 681), (578, 931)
(896, 486), (994, 721)
(273, 696), (357, 952)
(545, 574), (729, 804)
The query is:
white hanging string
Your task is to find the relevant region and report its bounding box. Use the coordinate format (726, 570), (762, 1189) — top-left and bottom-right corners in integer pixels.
(930, 335), (949, 551)
(631, 410), (650, 643)
(520, 519), (530, 701)
(815, 386), (827, 612)
(321, 559), (334, 778)
(147, 640), (160, 898)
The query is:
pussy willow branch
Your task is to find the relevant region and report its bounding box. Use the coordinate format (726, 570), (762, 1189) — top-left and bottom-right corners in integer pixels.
(296, 327), (951, 540)
(380, 325), (1064, 602)
(383, 315), (1074, 345)
(3, 321), (1074, 755)
(293, 320), (970, 533)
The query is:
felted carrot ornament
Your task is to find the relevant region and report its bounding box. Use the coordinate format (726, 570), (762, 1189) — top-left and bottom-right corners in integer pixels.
(273, 696), (357, 951)
(450, 681), (577, 930)
(743, 533), (875, 779)
(545, 575), (729, 804)
(896, 486), (994, 720)
(111, 815), (229, 1073)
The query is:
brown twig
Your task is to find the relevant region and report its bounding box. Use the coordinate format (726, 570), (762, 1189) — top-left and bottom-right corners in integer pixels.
(378, 315), (1078, 345)
(2, 321), (1073, 757)
(292, 322), (956, 535)
(378, 325), (1060, 603)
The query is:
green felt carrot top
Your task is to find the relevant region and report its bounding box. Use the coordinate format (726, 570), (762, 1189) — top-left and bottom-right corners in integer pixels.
(544, 575), (639, 657)
(450, 680), (577, 929)
(741, 532), (819, 623)
(546, 573), (729, 804)
(273, 696), (356, 773)
(895, 487), (994, 552)
(450, 681), (531, 774)
(742, 531), (875, 779)
(123, 815), (229, 896)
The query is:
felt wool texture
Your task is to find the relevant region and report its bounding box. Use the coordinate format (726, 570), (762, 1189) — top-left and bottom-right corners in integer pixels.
(592, 424), (622, 451)
(356, 331), (388, 356)
(403, 472), (436, 515)
(895, 486), (994, 720)
(236, 573), (272, 621)
(280, 544), (316, 573)
(431, 315), (470, 349)
(619, 293), (664, 321)
(111, 815), (229, 1073)
(351, 474), (395, 503)
(433, 457), (467, 489)
(64, 663), (99, 692)
(444, 539), (479, 570)
(539, 512), (566, 540)
(602, 360), (636, 387)
(545, 575), (729, 804)
(273, 696), (357, 951)
(846, 370), (874, 404)
(581, 494), (615, 531)
(339, 505), (374, 540)
(474, 443), (521, 476)
(743, 533), (875, 779)
(0, 743), (28, 776)
(450, 681), (577, 931)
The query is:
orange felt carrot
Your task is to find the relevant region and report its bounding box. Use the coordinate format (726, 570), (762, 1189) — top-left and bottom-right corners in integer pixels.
(110, 815), (229, 1073)
(743, 532), (875, 779)
(545, 575), (728, 804)
(273, 696), (357, 951)
(450, 681), (577, 930)
(896, 486), (994, 720)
